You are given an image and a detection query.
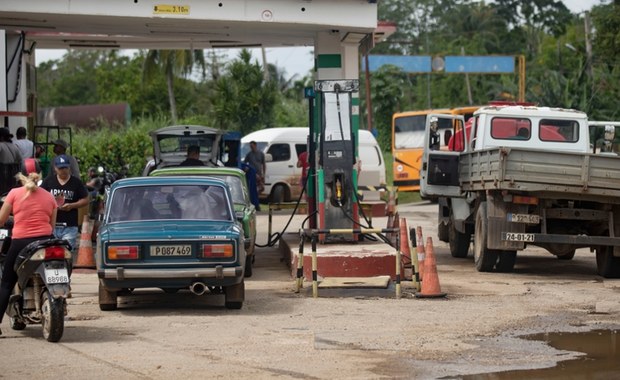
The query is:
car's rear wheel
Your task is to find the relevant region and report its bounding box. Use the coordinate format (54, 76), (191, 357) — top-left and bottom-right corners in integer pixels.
(271, 185), (285, 203)
(98, 283), (118, 311)
(225, 280), (245, 309)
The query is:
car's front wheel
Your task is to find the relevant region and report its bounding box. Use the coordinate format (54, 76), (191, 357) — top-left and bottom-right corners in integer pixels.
(244, 256), (253, 277)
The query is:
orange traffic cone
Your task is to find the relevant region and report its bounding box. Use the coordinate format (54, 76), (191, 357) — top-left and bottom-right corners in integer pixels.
(415, 226), (426, 281)
(398, 218), (411, 280)
(416, 237), (446, 298)
(75, 215), (95, 268)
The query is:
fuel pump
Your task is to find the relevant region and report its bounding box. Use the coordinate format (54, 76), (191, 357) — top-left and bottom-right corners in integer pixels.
(312, 80), (360, 242)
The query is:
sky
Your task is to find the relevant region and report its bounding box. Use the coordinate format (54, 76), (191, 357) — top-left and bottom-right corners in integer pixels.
(34, 0), (604, 80)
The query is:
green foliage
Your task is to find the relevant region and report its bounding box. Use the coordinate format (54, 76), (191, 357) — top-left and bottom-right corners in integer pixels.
(209, 49), (278, 135)
(361, 65), (409, 151)
(36, 50), (102, 107)
(71, 115), (169, 180)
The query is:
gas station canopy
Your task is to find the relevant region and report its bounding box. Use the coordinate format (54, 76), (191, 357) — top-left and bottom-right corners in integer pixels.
(0, 1), (390, 50)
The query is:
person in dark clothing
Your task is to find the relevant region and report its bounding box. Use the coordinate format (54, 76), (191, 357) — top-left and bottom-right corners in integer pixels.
(243, 141), (266, 194)
(240, 162), (260, 211)
(40, 155), (89, 254)
(179, 145), (205, 166)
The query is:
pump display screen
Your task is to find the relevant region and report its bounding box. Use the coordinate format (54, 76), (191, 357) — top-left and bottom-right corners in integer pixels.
(326, 150), (344, 159)
(323, 93), (352, 141)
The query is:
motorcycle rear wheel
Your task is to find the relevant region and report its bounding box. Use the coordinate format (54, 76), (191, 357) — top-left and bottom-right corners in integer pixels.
(41, 290), (64, 342)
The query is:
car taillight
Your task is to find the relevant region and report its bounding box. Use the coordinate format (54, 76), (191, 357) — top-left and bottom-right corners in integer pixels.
(201, 244), (233, 258)
(44, 246), (66, 260)
(108, 246), (140, 260)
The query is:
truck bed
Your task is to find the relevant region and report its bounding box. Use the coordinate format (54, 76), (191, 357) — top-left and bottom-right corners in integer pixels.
(459, 147), (620, 201)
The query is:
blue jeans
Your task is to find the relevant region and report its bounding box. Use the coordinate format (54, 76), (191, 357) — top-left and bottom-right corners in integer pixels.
(54, 226), (78, 253)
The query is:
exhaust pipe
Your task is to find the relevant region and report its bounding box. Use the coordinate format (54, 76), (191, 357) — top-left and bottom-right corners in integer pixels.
(189, 282), (207, 296)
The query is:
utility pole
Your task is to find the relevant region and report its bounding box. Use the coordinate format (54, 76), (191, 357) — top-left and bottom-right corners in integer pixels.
(584, 11), (593, 81)
(461, 46), (473, 105)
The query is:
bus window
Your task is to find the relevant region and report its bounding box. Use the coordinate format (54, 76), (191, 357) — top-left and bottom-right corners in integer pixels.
(392, 106), (481, 191)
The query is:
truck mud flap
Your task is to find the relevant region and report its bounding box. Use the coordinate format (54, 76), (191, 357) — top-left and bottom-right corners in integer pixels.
(489, 216), (525, 250)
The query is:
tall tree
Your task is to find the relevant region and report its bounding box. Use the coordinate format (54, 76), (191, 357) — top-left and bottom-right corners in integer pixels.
(209, 49), (278, 135)
(36, 50), (102, 107)
(143, 49), (205, 124)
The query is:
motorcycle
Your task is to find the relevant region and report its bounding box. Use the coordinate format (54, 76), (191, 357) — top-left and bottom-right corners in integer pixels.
(0, 229), (73, 342)
(87, 157), (126, 220)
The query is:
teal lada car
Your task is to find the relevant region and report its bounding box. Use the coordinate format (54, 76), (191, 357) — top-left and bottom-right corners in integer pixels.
(149, 167), (257, 277)
(96, 176), (246, 310)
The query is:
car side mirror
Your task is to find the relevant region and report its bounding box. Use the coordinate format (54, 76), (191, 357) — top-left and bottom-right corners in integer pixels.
(235, 211), (244, 221)
(265, 153), (273, 162)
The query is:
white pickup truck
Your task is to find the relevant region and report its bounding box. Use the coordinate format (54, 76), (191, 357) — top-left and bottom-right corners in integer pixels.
(420, 104), (620, 278)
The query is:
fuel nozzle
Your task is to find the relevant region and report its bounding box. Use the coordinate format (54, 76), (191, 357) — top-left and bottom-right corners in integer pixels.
(331, 173), (346, 207)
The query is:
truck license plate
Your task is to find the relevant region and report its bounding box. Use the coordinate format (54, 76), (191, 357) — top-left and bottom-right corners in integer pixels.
(150, 245), (192, 256)
(503, 232), (535, 242)
(507, 213), (540, 224)
(44, 268), (69, 284)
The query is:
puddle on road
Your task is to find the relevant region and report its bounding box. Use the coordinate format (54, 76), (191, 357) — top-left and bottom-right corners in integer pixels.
(462, 329), (619, 379)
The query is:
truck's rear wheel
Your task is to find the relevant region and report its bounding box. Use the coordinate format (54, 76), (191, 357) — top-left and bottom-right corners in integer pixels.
(557, 250), (576, 260)
(474, 202), (499, 272)
(496, 251), (516, 272)
(449, 220), (470, 258)
(596, 246), (620, 278)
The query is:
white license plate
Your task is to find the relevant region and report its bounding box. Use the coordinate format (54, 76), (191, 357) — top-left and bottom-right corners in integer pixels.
(0, 229), (8, 239)
(44, 268), (69, 284)
(507, 213), (540, 224)
(503, 232), (535, 242)
(150, 245), (192, 256)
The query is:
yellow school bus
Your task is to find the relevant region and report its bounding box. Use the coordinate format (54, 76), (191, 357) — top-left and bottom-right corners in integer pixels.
(391, 106), (480, 191)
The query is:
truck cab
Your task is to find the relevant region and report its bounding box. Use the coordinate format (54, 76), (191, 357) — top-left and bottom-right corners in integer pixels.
(420, 104), (620, 278)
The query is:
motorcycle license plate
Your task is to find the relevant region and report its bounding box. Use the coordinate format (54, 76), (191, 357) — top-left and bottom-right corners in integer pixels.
(44, 268), (69, 284)
(0, 229), (8, 239)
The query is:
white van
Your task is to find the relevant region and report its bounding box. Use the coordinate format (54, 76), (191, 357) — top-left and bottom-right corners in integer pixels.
(240, 127), (386, 202)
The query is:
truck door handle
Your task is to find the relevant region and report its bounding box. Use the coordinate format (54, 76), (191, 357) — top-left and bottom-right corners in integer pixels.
(422, 163), (427, 171)
(288, 165), (294, 168)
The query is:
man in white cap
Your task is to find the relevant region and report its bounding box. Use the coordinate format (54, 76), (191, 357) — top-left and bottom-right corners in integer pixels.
(41, 154), (89, 255)
(48, 138), (80, 179)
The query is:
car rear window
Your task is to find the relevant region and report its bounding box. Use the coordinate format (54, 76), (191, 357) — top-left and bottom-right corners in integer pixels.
(158, 134), (215, 154)
(107, 184), (232, 222)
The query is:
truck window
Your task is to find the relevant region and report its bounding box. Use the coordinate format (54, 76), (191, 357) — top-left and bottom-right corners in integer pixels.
(490, 117), (531, 140)
(539, 119), (577, 142)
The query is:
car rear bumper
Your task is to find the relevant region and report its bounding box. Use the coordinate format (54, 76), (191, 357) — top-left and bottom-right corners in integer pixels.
(98, 266), (243, 281)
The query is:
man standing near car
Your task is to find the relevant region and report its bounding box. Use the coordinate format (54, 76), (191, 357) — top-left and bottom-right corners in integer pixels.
(244, 141), (266, 195)
(41, 155), (89, 255)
